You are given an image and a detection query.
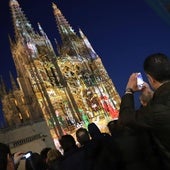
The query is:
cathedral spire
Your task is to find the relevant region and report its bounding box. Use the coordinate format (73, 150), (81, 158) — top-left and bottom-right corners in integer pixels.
(54, 38), (61, 55)
(52, 3), (76, 42)
(79, 29), (98, 59)
(9, 0), (35, 41)
(9, 71), (18, 90)
(37, 22), (55, 51)
(37, 22), (48, 38)
(0, 76), (7, 97)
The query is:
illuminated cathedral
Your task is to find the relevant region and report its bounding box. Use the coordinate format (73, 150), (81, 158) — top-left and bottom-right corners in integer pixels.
(0, 0), (121, 140)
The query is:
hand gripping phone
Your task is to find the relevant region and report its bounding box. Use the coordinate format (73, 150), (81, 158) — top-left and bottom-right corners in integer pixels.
(137, 72), (144, 90)
(21, 151), (32, 159)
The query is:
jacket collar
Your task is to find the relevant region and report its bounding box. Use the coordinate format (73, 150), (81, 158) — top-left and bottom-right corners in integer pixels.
(154, 81), (170, 98)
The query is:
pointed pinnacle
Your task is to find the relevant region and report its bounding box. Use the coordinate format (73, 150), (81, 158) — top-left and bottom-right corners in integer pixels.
(9, 71), (18, 90)
(9, 0), (19, 7)
(79, 28), (85, 38)
(52, 2), (61, 14)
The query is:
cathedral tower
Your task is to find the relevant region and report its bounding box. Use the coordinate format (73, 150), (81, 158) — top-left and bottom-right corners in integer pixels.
(0, 0), (121, 140)
(52, 3), (121, 120)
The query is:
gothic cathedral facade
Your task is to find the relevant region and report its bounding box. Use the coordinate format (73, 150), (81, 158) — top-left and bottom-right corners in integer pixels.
(0, 0), (121, 140)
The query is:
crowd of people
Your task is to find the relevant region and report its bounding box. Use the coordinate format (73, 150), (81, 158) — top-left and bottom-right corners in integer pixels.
(0, 52), (170, 170)
(0, 121), (159, 170)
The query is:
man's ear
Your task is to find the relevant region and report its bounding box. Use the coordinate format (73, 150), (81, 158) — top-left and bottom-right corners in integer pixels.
(147, 74), (154, 84)
(147, 74), (161, 90)
(146, 74), (155, 90)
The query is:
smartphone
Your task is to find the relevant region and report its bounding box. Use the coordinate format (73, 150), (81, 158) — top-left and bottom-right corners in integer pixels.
(137, 72), (144, 90)
(21, 151), (32, 159)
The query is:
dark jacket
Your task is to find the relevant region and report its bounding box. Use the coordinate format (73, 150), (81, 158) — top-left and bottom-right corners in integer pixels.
(59, 147), (87, 170)
(110, 126), (156, 170)
(119, 82), (170, 170)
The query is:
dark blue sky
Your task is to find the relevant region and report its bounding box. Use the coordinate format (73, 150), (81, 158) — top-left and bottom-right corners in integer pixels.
(1, 0), (170, 97)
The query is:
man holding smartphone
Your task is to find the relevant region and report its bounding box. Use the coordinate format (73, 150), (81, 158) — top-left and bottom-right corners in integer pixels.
(119, 53), (170, 170)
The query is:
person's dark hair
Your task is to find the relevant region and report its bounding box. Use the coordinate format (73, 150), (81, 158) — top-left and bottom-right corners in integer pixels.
(76, 128), (90, 146)
(0, 143), (11, 170)
(143, 53), (170, 82)
(88, 122), (102, 139)
(40, 147), (51, 169)
(47, 149), (63, 168)
(40, 147), (51, 161)
(59, 134), (77, 153)
(107, 120), (118, 130)
(107, 120), (123, 134)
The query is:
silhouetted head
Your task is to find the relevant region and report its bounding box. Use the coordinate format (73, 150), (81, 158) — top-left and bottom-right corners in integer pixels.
(0, 143), (11, 170)
(107, 120), (124, 136)
(76, 128), (90, 146)
(40, 147), (51, 162)
(59, 134), (77, 153)
(47, 149), (63, 167)
(144, 53), (170, 84)
(88, 123), (102, 139)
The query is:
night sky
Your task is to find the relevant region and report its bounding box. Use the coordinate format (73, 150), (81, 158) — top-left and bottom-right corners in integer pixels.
(1, 0), (170, 105)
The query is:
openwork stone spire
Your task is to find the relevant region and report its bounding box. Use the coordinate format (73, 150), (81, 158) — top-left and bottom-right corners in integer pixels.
(52, 3), (76, 42)
(9, 0), (35, 41)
